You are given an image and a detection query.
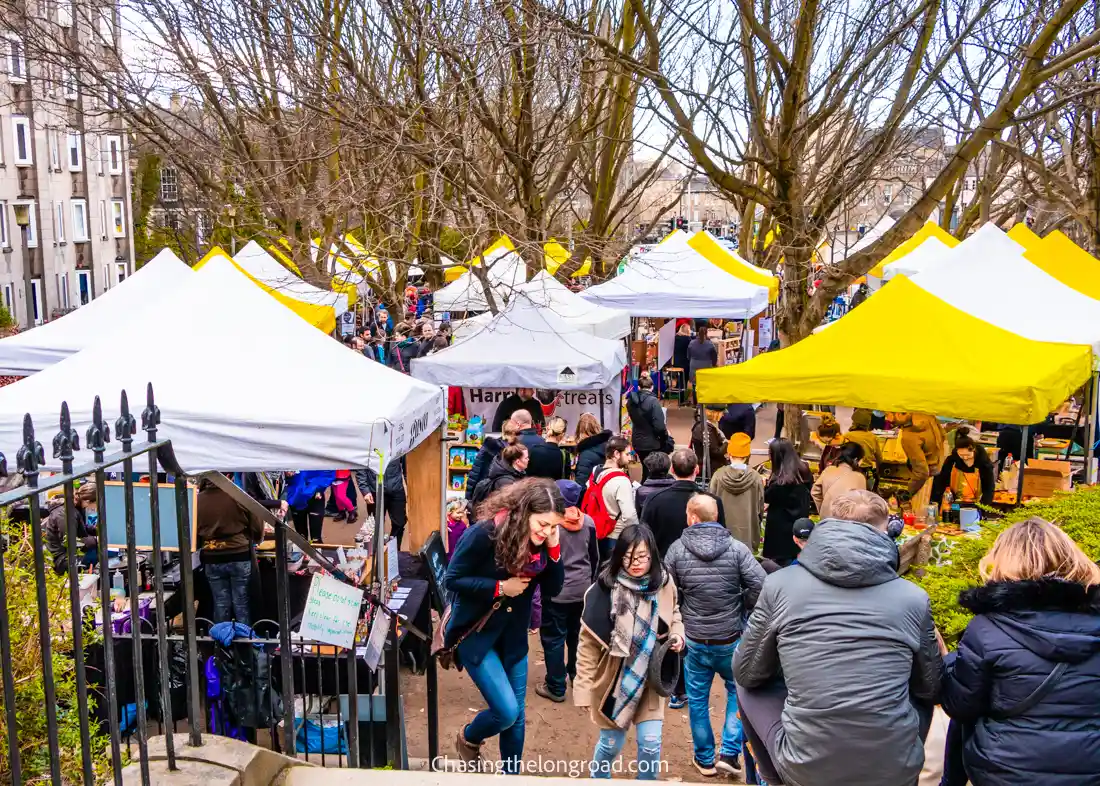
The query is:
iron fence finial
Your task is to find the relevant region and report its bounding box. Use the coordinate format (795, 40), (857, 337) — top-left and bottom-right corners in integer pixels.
(16, 413), (44, 486)
(52, 401), (81, 465)
(141, 383), (160, 442)
(116, 390), (137, 451)
(86, 395), (111, 461)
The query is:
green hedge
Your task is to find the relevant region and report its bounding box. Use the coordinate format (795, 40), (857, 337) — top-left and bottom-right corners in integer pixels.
(911, 485), (1100, 646)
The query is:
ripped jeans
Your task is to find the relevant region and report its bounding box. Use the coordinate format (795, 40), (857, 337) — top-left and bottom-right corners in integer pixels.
(591, 719), (664, 780)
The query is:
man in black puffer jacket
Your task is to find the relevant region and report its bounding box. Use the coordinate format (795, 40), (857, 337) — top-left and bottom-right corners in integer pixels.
(665, 494), (766, 776)
(626, 376), (669, 480)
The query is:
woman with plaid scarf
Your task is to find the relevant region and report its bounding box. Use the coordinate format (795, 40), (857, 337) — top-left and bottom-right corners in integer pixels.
(575, 525), (685, 779)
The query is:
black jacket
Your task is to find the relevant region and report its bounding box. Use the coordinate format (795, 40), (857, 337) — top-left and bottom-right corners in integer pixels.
(931, 454), (995, 507)
(640, 479), (699, 559)
(575, 430), (613, 492)
(761, 467), (813, 563)
(444, 521), (564, 669)
(518, 429), (570, 481)
(469, 456), (524, 505)
(941, 579), (1100, 786)
(491, 394), (545, 432)
(466, 437), (505, 501)
(635, 474), (676, 515)
(691, 420), (728, 474)
(673, 333), (692, 372)
(388, 338), (419, 373)
(718, 404), (756, 440)
(686, 337), (718, 381)
(626, 390), (667, 452)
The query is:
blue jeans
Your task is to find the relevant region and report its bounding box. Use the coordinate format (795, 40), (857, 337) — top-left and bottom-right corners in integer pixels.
(464, 649), (528, 773)
(591, 719), (664, 780)
(206, 560), (252, 627)
(540, 600), (583, 696)
(685, 639), (742, 765)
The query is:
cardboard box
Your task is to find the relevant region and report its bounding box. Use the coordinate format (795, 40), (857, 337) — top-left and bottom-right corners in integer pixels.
(1022, 459), (1073, 498)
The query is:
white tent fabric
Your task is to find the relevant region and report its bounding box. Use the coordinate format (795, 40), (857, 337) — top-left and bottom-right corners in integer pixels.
(412, 294), (626, 389)
(235, 241), (348, 316)
(879, 236), (953, 280)
(0, 257), (445, 470)
(0, 249), (195, 376)
(579, 231), (770, 318)
(433, 247), (527, 313)
(908, 224), (1100, 355)
(452, 270), (630, 342)
(835, 215), (897, 261)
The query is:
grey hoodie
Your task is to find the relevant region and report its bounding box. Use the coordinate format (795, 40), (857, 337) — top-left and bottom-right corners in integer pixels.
(664, 522), (766, 641)
(734, 519), (943, 786)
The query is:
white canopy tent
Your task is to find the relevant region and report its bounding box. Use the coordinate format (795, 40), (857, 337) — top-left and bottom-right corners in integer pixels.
(235, 241), (349, 316)
(412, 294), (627, 389)
(879, 236), (953, 280)
(908, 224), (1100, 356)
(0, 249), (195, 376)
(452, 270), (630, 342)
(433, 246), (528, 313)
(0, 257), (445, 470)
(579, 231), (770, 318)
(833, 215), (897, 262)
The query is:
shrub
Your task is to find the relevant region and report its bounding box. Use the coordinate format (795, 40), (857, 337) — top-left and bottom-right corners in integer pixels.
(911, 485), (1100, 646)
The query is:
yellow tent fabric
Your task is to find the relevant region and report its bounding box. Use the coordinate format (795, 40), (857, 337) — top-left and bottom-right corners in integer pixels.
(195, 247), (337, 334)
(868, 223), (959, 278)
(267, 239), (303, 276)
(688, 232), (779, 303)
(543, 240), (592, 277)
(331, 276), (359, 306)
(1025, 232), (1100, 300)
(697, 275), (1090, 424)
(444, 235), (517, 282)
(1008, 223), (1042, 251)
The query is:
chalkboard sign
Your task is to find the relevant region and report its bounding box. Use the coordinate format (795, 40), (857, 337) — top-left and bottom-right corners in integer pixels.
(102, 481), (199, 552)
(419, 531), (448, 612)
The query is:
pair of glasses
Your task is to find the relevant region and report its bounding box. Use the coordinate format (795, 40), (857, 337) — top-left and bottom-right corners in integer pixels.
(625, 553), (651, 566)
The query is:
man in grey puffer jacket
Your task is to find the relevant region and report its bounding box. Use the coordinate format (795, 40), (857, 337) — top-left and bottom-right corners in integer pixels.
(664, 494), (766, 777)
(734, 490), (943, 786)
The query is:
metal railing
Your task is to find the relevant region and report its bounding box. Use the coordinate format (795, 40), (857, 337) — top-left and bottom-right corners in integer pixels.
(0, 384), (437, 786)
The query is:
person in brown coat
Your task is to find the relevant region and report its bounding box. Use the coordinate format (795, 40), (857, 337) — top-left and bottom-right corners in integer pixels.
(811, 443), (868, 519)
(575, 525), (684, 779)
(197, 476), (267, 626)
(894, 412), (944, 497)
(691, 407), (728, 478)
(844, 408), (883, 477)
(44, 481), (99, 574)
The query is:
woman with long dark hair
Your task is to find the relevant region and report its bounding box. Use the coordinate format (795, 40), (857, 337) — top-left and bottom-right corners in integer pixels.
(932, 427), (995, 509)
(762, 439), (813, 565)
(575, 524), (684, 779)
(445, 479), (566, 773)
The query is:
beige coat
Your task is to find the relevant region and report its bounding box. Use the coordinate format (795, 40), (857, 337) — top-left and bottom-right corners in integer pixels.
(574, 577), (684, 730)
(811, 463), (868, 519)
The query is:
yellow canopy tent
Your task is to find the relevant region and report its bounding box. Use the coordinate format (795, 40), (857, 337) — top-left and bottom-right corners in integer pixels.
(688, 231), (779, 303)
(195, 247), (337, 334)
(1025, 232), (1100, 300)
(868, 222), (959, 278)
(1008, 223), (1042, 251)
(544, 239), (592, 277)
(266, 239), (303, 276)
(697, 275), (1090, 424)
(444, 235), (517, 282)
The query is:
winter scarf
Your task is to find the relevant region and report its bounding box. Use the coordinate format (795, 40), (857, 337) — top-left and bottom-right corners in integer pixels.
(609, 571), (660, 728)
(560, 506), (585, 532)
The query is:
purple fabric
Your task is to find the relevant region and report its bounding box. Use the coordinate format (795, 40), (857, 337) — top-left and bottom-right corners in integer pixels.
(446, 517), (469, 557)
(530, 586), (542, 630)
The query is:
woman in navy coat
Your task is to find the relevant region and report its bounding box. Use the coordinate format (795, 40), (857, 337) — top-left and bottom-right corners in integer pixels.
(445, 478), (565, 773)
(940, 517), (1100, 786)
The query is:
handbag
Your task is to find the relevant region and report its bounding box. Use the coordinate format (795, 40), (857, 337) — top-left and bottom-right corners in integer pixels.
(431, 600), (501, 670)
(659, 431), (675, 454)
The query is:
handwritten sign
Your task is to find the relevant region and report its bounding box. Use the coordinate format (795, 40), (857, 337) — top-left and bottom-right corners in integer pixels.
(298, 573), (365, 649)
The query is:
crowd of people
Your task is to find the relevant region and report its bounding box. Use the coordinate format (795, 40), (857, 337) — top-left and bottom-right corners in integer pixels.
(438, 401), (1100, 786)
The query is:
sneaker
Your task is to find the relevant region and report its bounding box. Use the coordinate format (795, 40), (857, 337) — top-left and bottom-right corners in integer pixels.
(716, 754), (742, 775)
(668, 694), (687, 710)
(331, 511), (347, 522)
(455, 728), (483, 765)
(693, 758), (717, 778)
(535, 682), (566, 703)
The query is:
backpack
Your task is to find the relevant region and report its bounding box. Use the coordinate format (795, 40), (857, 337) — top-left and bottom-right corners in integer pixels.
(581, 469), (629, 539)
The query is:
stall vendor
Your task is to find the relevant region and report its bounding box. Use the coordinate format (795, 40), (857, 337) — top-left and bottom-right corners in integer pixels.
(812, 413), (845, 469)
(930, 428), (995, 508)
(892, 412), (943, 497)
(843, 408), (883, 475)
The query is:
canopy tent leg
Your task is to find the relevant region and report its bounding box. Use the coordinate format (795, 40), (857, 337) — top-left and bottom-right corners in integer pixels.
(1088, 372), (1099, 485)
(1014, 425), (1029, 507)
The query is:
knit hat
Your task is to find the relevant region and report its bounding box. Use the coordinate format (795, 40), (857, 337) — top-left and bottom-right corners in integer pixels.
(727, 432), (752, 459)
(851, 408), (874, 430)
(556, 479), (583, 508)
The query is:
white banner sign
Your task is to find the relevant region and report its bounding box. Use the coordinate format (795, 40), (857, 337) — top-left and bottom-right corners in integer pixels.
(462, 383), (621, 434)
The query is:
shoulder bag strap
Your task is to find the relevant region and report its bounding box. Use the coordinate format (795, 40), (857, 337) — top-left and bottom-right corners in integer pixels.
(993, 661), (1068, 720)
(445, 600), (502, 653)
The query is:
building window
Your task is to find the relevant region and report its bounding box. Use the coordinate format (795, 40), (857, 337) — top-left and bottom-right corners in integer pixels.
(882, 185), (892, 204)
(106, 135), (123, 174)
(196, 213), (212, 247)
(116, 262), (127, 284)
(1, 284), (12, 317)
(77, 270), (91, 305)
(0, 202), (7, 248)
(102, 264), (110, 291)
(12, 117), (32, 166)
(14, 201), (37, 247)
(98, 200), (107, 239)
(58, 273), (70, 309)
(54, 201), (65, 244)
(48, 128), (61, 170)
(860, 191), (870, 206)
(98, 6), (116, 41)
(67, 131), (82, 171)
(160, 167), (179, 203)
(110, 199), (125, 237)
(62, 66), (78, 100)
(7, 38), (26, 82)
(90, 135), (102, 175)
(71, 199), (88, 241)
(904, 187), (914, 206)
(163, 211), (181, 231)
(965, 177), (976, 192)
(30, 278), (43, 325)
(57, 0), (73, 26)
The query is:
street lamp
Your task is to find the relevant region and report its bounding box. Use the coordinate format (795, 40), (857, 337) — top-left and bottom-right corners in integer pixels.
(12, 203), (34, 327)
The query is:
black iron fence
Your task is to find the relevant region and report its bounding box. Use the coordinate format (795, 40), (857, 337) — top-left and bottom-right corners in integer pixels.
(0, 384), (438, 786)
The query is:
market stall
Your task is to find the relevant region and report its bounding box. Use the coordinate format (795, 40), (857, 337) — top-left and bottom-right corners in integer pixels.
(0, 256), (446, 471)
(1025, 230), (1100, 300)
(687, 230), (779, 303)
(234, 241), (349, 316)
(0, 248), (194, 376)
(867, 221), (959, 282)
(433, 244), (527, 314)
